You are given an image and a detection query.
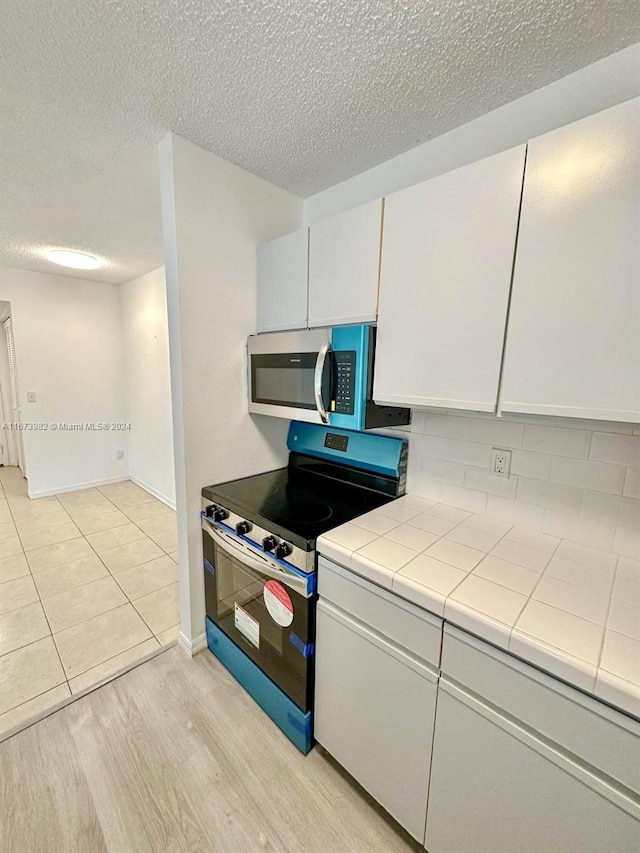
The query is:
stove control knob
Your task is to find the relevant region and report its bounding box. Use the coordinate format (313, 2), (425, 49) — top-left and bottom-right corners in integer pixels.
(212, 507), (229, 523)
(275, 542), (292, 560)
(235, 520), (252, 536)
(205, 504), (216, 519)
(262, 535), (279, 553)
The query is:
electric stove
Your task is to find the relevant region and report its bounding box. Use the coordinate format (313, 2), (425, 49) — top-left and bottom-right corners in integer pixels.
(200, 420), (408, 754)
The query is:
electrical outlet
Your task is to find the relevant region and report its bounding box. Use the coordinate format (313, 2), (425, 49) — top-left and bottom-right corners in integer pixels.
(491, 447), (512, 479)
(116, 449), (125, 461)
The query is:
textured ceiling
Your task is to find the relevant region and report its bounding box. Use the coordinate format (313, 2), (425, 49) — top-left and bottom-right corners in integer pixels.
(1, 1), (638, 283)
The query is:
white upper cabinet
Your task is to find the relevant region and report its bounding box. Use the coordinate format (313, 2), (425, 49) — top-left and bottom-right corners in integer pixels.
(308, 199), (382, 328)
(374, 145), (527, 412)
(500, 98), (640, 423)
(256, 229), (308, 333)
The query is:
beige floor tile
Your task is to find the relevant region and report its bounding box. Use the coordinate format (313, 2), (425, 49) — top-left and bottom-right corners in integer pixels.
(64, 502), (115, 521)
(102, 488), (157, 509)
(0, 552), (30, 584)
(0, 467), (23, 481)
(0, 536), (24, 559)
(57, 488), (111, 508)
(169, 552), (178, 563)
(20, 522), (82, 552)
(0, 509), (12, 525)
(151, 531), (178, 554)
(98, 480), (143, 498)
(73, 510), (130, 536)
(26, 537), (94, 573)
(68, 637), (160, 694)
(64, 501), (118, 520)
(0, 682), (71, 737)
(0, 602), (50, 656)
(0, 637), (66, 714)
(6, 493), (57, 509)
(42, 576), (127, 633)
(99, 537), (164, 574)
(0, 575), (39, 615)
(33, 554), (109, 599)
(86, 523), (147, 553)
(136, 514), (177, 538)
(156, 623), (180, 646)
(13, 509), (72, 532)
(2, 481), (28, 497)
(55, 603), (153, 678)
(134, 582), (179, 634)
(115, 555), (178, 601)
(7, 502), (66, 523)
(124, 502), (174, 524)
(0, 521), (17, 541)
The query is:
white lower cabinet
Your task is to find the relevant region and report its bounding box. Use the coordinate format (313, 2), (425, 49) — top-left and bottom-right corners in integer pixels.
(425, 628), (640, 853)
(315, 560), (440, 842)
(315, 562), (640, 851)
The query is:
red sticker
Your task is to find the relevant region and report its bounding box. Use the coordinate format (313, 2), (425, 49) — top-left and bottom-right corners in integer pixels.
(263, 580), (294, 627)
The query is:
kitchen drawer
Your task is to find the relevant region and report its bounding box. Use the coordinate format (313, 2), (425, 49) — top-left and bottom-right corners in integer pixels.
(442, 624), (640, 794)
(318, 557), (442, 667)
(425, 679), (640, 853)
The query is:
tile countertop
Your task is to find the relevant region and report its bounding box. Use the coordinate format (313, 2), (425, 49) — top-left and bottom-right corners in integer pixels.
(317, 494), (640, 720)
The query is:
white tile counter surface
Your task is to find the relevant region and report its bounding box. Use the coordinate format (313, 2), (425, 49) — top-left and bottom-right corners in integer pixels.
(318, 495), (640, 719)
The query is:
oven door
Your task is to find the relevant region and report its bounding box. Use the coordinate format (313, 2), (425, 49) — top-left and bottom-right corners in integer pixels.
(248, 328), (332, 424)
(202, 520), (315, 712)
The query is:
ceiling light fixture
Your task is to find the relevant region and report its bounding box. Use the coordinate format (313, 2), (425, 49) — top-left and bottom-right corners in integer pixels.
(46, 249), (102, 270)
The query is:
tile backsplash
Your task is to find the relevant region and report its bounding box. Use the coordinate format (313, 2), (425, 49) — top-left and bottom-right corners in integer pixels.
(400, 410), (640, 558)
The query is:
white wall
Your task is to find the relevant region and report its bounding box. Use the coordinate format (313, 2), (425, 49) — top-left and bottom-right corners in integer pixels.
(0, 266), (128, 496)
(159, 133), (303, 648)
(304, 44), (640, 223)
(120, 267), (175, 507)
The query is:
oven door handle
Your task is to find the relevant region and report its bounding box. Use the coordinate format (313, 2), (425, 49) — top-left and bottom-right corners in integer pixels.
(314, 341), (331, 424)
(201, 519), (310, 597)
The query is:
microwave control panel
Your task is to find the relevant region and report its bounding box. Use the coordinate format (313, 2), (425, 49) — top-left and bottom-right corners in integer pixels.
(333, 351), (356, 415)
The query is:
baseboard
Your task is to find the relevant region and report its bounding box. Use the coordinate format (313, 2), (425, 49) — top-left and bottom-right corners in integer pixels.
(28, 474), (129, 500)
(129, 475), (176, 510)
(178, 630), (207, 657)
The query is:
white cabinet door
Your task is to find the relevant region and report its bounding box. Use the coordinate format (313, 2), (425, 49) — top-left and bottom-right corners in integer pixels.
(425, 680), (640, 853)
(256, 229), (308, 332)
(374, 145), (526, 412)
(500, 98), (640, 422)
(315, 599), (436, 842)
(308, 199), (382, 327)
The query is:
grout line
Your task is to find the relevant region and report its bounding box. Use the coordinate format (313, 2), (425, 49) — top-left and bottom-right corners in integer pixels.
(0, 679), (70, 721)
(0, 621), (52, 660)
(4, 483), (71, 698)
(1, 477), (177, 713)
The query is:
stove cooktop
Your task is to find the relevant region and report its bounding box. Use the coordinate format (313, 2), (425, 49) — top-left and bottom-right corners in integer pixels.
(202, 464), (394, 551)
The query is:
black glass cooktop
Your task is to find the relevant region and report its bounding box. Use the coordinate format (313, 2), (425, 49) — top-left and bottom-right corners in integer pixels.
(202, 456), (396, 551)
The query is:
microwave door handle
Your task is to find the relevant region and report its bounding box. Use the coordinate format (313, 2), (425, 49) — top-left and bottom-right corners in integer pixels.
(201, 519), (308, 596)
(314, 342), (331, 424)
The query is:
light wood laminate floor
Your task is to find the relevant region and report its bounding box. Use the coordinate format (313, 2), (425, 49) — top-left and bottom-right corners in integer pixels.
(0, 644), (419, 853)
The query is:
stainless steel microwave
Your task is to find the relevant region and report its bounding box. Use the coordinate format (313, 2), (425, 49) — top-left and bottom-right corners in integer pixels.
(248, 325), (410, 431)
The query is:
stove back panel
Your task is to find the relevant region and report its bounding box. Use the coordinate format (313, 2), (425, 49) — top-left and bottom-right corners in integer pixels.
(287, 421), (408, 486)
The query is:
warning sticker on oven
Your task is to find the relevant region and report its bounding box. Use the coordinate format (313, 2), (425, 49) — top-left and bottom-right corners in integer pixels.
(234, 602), (260, 648)
(263, 580), (294, 627)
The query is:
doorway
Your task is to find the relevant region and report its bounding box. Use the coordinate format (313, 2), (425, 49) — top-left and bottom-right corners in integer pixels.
(0, 302), (26, 475)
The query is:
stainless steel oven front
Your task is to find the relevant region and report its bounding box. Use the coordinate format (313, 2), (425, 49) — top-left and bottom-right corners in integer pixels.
(202, 517), (316, 712)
